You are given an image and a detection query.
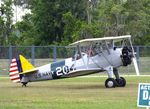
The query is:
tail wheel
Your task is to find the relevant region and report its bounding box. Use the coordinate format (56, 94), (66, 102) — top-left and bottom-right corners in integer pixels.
(105, 78), (117, 88)
(22, 82), (28, 87)
(116, 77), (126, 87)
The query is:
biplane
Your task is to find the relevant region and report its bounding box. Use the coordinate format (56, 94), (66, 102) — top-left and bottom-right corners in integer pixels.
(9, 35), (139, 88)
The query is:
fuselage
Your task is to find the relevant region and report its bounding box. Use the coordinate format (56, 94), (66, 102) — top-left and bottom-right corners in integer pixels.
(21, 48), (124, 83)
(9, 35), (135, 88)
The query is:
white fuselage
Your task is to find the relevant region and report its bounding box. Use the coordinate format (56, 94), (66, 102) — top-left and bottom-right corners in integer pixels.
(21, 48), (123, 83)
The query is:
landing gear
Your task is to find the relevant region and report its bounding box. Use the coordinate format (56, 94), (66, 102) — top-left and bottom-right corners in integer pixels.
(22, 82), (28, 87)
(105, 77), (126, 88)
(115, 77), (126, 87)
(105, 78), (117, 88)
(105, 67), (126, 88)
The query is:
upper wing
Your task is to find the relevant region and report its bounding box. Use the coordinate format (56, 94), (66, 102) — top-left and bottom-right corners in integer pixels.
(69, 35), (131, 46)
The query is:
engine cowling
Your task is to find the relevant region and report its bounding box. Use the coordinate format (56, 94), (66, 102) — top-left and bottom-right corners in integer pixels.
(121, 46), (132, 66)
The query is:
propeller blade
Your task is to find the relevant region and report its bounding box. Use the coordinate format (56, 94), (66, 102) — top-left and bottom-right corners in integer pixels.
(132, 57), (140, 76)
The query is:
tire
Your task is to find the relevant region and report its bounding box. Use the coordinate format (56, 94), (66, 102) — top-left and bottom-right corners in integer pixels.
(120, 77), (126, 87)
(115, 77), (126, 87)
(105, 78), (117, 88)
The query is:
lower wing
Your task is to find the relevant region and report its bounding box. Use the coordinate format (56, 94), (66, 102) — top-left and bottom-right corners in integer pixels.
(63, 68), (105, 78)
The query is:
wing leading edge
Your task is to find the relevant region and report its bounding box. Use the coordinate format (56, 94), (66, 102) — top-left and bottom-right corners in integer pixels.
(69, 35), (131, 46)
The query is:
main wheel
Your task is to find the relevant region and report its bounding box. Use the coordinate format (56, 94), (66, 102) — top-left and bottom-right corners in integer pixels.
(105, 78), (117, 88)
(115, 77), (126, 87)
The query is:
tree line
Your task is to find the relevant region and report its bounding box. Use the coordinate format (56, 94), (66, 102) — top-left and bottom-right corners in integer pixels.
(0, 0), (150, 46)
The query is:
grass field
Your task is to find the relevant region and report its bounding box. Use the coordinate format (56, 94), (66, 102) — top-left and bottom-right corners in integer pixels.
(0, 76), (149, 109)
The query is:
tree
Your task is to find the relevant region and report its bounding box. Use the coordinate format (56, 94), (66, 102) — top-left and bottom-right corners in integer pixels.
(12, 13), (36, 45)
(0, 0), (13, 45)
(91, 0), (150, 45)
(124, 0), (150, 44)
(30, 0), (88, 45)
(1, 0), (149, 46)
(13, 0), (34, 9)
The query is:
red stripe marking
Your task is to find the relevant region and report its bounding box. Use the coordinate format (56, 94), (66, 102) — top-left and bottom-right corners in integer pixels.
(11, 77), (20, 81)
(9, 73), (19, 77)
(9, 69), (18, 72)
(10, 65), (17, 68)
(11, 61), (16, 63)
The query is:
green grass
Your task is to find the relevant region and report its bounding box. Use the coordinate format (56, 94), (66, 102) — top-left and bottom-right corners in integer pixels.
(0, 76), (149, 109)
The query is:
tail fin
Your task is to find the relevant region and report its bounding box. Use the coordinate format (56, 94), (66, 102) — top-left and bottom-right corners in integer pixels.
(19, 55), (35, 72)
(9, 55), (35, 83)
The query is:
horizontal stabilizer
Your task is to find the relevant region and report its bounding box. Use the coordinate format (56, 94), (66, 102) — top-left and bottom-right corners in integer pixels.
(19, 68), (38, 74)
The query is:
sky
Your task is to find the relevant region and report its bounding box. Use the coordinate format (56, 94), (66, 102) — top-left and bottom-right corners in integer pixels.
(0, 0), (31, 23)
(12, 5), (31, 23)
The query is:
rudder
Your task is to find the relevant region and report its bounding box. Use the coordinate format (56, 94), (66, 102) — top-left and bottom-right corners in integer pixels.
(9, 58), (21, 83)
(9, 55), (35, 83)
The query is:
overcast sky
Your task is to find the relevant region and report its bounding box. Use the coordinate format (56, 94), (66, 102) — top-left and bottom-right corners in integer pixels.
(0, 0), (30, 23)
(12, 5), (31, 23)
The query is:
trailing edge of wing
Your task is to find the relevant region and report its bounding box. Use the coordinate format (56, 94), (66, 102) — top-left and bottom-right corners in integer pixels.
(69, 35), (131, 46)
(19, 68), (38, 74)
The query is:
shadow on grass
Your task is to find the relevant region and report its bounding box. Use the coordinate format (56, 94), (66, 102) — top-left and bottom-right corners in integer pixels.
(6, 83), (105, 90)
(67, 84), (105, 90)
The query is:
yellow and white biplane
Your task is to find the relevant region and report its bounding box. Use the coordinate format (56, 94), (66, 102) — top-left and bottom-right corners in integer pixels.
(9, 35), (139, 88)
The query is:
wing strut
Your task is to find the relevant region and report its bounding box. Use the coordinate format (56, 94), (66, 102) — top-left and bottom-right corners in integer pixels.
(128, 37), (140, 76)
